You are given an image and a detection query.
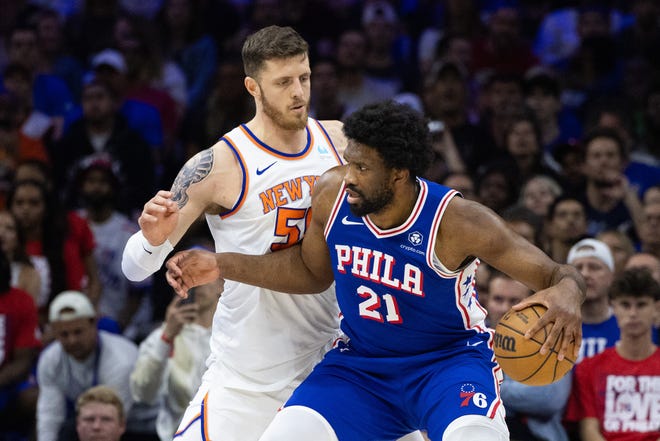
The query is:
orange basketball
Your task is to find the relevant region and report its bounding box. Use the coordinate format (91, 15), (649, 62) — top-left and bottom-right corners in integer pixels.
(493, 304), (576, 386)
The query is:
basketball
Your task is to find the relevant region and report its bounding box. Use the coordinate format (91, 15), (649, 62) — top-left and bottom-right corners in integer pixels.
(493, 304), (576, 386)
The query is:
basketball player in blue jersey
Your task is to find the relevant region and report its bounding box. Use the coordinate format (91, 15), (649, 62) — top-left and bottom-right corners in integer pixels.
(122, 26), (424, 441)
(166, 100), (587, 440)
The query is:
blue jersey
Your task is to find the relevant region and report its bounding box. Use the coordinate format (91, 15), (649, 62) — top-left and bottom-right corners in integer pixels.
(324, 178), (490, 356)
(284, 178), (504, 439)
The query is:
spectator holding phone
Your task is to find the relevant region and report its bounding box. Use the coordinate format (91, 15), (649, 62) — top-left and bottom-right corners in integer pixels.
(578, 127), (644, 238)
(130, 277), (223, 441)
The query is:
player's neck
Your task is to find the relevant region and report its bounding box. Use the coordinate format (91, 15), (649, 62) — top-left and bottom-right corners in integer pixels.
(245, 116), (308, 154)
(616, 337), (656, 361)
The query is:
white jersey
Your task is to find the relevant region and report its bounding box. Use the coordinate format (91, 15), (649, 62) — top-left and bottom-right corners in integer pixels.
(204, 119), (343, 391)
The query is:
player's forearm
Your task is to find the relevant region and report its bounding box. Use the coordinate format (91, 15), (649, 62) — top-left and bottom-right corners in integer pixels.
(548, 264), (586, 303)
(122, 231), (174, 281)
(543, 264), (587, 304)
(218, 248), (333, 294)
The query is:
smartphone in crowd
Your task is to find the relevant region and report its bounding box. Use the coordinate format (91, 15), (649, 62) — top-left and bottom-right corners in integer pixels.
(178, 290), (196, 305)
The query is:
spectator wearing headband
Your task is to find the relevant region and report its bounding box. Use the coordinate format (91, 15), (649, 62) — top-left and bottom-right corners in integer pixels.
(566, 238), (618, 363)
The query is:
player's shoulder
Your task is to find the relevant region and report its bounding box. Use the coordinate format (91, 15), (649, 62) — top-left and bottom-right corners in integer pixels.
(181, 141), (239, 181)
(310, 165), (344, 209)
(317, 165), (345, 191)
(318, 120), (347, 156)
(442, 195), (500, 228)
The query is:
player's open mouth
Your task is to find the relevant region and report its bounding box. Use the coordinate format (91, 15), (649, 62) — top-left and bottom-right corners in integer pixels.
(345, 189), (361, 204)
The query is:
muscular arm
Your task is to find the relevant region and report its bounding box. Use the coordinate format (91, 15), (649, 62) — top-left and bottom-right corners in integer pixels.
(437, 197), (585, 358)
(122, 142), (242, 281)
(166, 167), (344, 295)
(321, 120), (348, 157)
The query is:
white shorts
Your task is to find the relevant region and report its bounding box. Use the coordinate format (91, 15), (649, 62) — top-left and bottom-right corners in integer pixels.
(173, 378), (299, 441)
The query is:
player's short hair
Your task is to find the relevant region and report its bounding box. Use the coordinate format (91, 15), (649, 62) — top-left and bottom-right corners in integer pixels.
(609, 267), (660, 301)
(342, 100), (433, 179)
(242, 25), (308, 79)
(76, 385), (125, 423)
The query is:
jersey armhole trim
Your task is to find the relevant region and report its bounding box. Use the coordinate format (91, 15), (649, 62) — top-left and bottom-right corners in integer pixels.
(218, 136), (248, 219)
(426, 189), (463, 277)
(314, 119), (344, 165)
(324, 181), (348, 239)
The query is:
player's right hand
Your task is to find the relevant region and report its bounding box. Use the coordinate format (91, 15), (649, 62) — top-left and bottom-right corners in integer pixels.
(166, 249), (222, 298)
(139, 190), (179, 246)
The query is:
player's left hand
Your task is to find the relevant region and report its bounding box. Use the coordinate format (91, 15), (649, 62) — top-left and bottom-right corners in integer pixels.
(166, 249), (223, 298)
(511, 278), (583, 362)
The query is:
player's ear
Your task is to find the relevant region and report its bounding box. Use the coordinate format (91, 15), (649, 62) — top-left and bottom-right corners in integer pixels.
(392, 167), (410, 186)
(245, 76), (260, 98)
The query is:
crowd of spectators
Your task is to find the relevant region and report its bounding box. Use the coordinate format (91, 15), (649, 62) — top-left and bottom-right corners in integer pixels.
(1, 0), (660, 440)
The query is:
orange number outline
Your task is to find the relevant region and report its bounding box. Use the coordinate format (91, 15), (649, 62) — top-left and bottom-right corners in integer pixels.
(271, 207), (312, 251)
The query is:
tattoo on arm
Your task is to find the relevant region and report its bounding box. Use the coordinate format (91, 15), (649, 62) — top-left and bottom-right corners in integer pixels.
(170, 149), (214, 209)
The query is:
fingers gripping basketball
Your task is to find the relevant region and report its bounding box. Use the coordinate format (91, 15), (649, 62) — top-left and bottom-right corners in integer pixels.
(494, 305), (576, 386)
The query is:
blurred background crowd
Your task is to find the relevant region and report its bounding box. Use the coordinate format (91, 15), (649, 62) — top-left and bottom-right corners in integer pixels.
(0, 0), (659, 440)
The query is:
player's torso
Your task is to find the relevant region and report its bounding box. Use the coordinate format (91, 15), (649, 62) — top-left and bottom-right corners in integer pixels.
(325, 178), (489, 357)
(207, 120), (343, 254)
(204, 119), (344, 389)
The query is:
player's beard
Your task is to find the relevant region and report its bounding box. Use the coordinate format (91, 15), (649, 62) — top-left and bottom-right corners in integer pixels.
(261, 91), (308, 131)
(347, 183), (394, 218)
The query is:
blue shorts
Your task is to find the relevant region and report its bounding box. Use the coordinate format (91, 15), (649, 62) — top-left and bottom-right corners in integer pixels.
(285, 340), (503, 441)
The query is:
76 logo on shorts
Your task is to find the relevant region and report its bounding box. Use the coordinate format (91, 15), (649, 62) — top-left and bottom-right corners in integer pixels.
(459, 383), (488, 408)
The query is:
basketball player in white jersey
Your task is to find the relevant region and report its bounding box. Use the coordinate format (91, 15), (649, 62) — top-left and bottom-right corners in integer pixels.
(121, 26), (424, 441)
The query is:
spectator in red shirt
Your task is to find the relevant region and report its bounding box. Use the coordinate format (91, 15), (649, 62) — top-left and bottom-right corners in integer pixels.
(565, 267), (660, 440)
(0, 248), (42, 438)
(7, 179), (101, 328)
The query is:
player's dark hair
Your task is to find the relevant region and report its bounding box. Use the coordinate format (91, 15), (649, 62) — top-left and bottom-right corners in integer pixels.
(609, 267), (660, 301)
(242, 26), (308, 79)
(342, 100), (433, 179)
